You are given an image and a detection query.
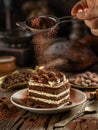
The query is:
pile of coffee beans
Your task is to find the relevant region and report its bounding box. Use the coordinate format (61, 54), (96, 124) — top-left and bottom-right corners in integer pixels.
(69, 71), (98, 87)
(1, 69), (33, 89)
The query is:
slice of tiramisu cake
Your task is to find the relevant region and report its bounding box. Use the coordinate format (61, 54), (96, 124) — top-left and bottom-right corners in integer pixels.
(28, 68), (70, 108)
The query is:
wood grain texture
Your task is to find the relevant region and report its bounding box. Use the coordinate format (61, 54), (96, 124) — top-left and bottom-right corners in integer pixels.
(0, 89), (98, 130)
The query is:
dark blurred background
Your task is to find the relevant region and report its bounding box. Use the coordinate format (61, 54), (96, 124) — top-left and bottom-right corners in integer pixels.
(0, 0), (81, 67)
(1, 0), (98, 72)
(0, 0), (79, 30)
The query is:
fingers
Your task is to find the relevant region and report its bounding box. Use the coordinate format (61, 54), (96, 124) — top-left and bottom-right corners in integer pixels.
(87, 0), (97, 8)
(84, 18), (98, 36)
(91, 29), (98, 36)
(71, 0), (98, 36)
(76, 6), (98, 20)
(71, 0), (98, 17)
(84, 18), (98, 29)
(71, 0), (87, 16)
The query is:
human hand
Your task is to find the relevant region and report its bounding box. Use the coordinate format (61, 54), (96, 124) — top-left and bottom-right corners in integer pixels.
(71, 0), (98, 36)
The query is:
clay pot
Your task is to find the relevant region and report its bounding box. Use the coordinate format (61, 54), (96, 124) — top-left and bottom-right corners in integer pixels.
(0, 56), (16, 74)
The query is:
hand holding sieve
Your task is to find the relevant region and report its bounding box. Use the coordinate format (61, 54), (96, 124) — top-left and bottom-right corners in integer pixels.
(16, 15), (80, 34)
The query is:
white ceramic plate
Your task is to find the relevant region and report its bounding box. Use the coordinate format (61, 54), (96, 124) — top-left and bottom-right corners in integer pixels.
(10, 88), (87, 114)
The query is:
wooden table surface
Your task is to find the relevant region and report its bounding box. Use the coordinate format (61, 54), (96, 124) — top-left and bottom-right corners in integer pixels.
(0, 88), (98, 130)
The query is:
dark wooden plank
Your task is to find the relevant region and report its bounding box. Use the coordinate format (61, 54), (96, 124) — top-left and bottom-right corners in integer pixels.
(96, 118), (98, 129)
(46, 114), (61, 130)
(5, 110), (27, 130)
(30, 114), (49, 130)
(0, 119), (10, 130)
(10, 118), (25, 130)
(19, 113), (40, 130)
(0, 88), (98, 130)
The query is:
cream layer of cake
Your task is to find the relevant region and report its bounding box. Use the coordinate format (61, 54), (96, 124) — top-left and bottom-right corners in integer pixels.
(28, 69), (70, 108)
(28, 88), (70, 105)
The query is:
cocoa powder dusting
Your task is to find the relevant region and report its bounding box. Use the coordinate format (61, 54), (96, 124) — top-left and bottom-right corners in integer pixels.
(0, 96), (20, 120)
(67, 115), (98, 130)
(30, 17), (56, 29)
(0, 101), (9, 119)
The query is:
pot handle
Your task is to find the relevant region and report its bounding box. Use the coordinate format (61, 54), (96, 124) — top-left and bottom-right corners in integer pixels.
(16, 21), (27, 30)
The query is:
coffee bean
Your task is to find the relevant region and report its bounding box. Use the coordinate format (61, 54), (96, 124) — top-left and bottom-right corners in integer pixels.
(69, 71), (98, 88)
(1, 70), (33, 89)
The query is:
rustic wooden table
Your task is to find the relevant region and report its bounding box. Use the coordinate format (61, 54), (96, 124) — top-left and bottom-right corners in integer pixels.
(0, 88), (98, 130)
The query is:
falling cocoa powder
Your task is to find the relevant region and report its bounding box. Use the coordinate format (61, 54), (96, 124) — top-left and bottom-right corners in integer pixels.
(67, 115), (98, 130)
(32, 22), (59, 67)
(0, 99), (10, 119)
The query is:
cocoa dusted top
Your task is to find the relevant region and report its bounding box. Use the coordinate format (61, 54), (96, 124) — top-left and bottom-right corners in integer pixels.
(30, 16), (56, 29)
(29, 68), (68, 87)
